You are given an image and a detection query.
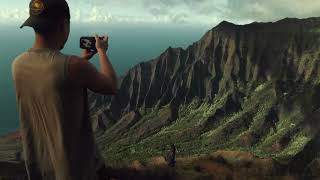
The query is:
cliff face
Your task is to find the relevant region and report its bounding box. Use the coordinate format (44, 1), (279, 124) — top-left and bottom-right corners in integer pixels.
(92, 17), (320, 120)
(91, 17), (320, 172)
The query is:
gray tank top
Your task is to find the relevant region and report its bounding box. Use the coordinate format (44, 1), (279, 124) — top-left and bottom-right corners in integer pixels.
(12, 48), (104, 180)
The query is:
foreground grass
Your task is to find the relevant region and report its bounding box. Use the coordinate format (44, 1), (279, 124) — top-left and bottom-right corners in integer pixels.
(102, 150), (300, 180)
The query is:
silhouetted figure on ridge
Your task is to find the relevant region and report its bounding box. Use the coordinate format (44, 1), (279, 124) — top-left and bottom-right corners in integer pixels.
(166, 144), (177, 167)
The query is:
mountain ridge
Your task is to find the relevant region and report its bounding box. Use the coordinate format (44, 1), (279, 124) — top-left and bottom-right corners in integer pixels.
(88, 17), (320, 174)
(91, 16), (320, 121)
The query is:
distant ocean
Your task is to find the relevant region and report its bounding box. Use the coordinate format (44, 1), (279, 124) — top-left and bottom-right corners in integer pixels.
(0, 22), (209, 136)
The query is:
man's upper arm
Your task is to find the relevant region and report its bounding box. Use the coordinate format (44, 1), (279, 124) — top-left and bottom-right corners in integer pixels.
(67, 56), (116, 95)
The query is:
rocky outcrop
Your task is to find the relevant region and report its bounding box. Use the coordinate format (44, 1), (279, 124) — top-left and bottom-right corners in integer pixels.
(88, 18), (320, 170)
(303, 158), (320, 179)
(92, 17), (320, 125)
(0, 131), (21, 144)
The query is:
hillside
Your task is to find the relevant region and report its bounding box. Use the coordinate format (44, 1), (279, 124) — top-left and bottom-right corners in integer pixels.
(89, 17), (320, 176)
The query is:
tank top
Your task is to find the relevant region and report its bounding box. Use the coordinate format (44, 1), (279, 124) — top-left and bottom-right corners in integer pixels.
(11, 48), (104, 180)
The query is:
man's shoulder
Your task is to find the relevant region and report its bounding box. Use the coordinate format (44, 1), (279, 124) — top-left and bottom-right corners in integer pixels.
(11, 52), (31, 80)
(12, 52), (29, 69)
(13, 51), (29, 61)
(56, 51), (70, 57)
(66, 56), (98, 85)
(68, 55), (95, 70)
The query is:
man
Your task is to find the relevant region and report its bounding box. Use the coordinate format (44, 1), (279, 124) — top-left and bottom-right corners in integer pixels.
(11, 0), (118, 179)
(165, 144), (176, 167)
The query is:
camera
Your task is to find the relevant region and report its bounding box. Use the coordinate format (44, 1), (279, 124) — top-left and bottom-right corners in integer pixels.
(80, 36), (103, 51)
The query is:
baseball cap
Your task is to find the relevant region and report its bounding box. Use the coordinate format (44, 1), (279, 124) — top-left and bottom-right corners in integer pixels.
(20, 0), (70, 29)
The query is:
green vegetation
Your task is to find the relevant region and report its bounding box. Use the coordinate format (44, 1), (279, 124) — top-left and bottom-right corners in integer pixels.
(98, 79), (319, 168)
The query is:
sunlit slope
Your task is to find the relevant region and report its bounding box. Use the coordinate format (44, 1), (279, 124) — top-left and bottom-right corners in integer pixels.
(90, 18), (320, 171)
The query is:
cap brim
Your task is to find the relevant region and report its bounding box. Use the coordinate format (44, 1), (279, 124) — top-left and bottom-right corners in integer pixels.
(20, 16), (47, 29)
(20, 16), (33, 28)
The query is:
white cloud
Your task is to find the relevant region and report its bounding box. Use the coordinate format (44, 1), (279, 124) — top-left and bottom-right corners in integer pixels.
(0, 8), (28, 23)
(224, 0), (320, 22)
(0, 0), (319, 26)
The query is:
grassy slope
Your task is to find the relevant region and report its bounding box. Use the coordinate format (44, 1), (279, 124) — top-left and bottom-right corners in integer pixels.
(98, 79), (319, 168)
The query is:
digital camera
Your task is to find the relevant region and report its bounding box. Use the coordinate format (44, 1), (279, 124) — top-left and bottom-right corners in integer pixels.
(80, 36), (103, 51)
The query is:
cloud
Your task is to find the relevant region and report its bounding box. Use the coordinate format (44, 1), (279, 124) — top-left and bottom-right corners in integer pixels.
(0, 8), (28, 23)
(224, 0), (320, 23)
(0, 0), (319, 26)
(66, 0), (224, 25)
(67, 0), (320, 25)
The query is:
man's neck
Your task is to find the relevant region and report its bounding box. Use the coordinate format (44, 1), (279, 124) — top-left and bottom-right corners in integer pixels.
(32, 34), (61, 50)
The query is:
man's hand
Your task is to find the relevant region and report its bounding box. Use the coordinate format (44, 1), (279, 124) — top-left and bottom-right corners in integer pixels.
(95, 34), (109, 52)
(82, 49), (97, 61)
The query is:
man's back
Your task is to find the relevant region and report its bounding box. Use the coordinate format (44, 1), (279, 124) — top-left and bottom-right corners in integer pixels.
(12, 48), (102, 180)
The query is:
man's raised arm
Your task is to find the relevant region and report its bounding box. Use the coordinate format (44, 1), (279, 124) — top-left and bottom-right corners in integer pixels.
(68, 35), (118, 95)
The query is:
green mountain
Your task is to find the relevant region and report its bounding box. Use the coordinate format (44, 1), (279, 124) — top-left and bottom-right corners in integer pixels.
(89, 17), (320, 173)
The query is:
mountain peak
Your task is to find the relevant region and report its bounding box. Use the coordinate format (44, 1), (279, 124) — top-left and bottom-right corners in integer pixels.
(97, 16), (320, 120)
(214, 20), (237, 30)
(89, 17), (320, 170)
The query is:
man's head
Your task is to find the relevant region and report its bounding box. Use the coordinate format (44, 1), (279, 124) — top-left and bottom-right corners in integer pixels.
(21, 0), (70, 50)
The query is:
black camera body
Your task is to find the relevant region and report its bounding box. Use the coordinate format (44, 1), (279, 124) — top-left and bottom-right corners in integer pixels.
(80, 36), (103, 51)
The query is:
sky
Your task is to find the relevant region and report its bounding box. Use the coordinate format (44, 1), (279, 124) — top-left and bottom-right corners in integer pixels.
(0, 0), (320, 27)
